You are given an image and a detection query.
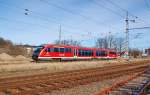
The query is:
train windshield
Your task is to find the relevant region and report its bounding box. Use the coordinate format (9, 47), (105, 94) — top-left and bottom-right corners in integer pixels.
(33, 46), (44, 54)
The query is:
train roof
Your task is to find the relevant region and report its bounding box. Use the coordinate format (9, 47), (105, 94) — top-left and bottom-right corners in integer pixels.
(41, 44), (116, 51)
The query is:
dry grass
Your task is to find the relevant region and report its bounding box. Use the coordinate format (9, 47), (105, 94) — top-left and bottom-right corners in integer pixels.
(0, 58), (150, 74)
(0, 52), (149, 75)
(0, 53), (31, 65)
(0, 62), (105, 73)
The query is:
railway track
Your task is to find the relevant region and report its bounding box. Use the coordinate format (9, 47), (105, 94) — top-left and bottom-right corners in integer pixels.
(0, 63), (149, 95)
(96, 68), (150, 95)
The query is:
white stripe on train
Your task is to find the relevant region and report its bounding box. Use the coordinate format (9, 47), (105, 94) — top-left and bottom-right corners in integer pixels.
(38, 56), (116, 59)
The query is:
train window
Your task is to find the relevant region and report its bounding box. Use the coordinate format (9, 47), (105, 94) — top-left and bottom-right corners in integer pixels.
(80, 50), (82, 56)
(87, 50), (90, 56)
(89, 50), (92, 56)
(65, 48), (72, 53)
(101, 52), (103, 56)
(48, 48), (53, 52)
(78, 49), (93, 56)
(96, 51), (107, 56)
(60, 48), (64, 52)
(109, 52), (116, 55)
(82, 50), (85, 56)
(78, 49), (82, 56)
(69, 48), (72, 52)
(85, 51), (88, 56)
(65, 48), (69, 52)
(96, 51), (98, 56)
(101, 51), (107, 56)
(34, 48), (42, 54)
(88, 51), (91, 56)
(54, 48), (59, 52)
(96, 51), (100, 56)
(87, 51), (89, 56)
(87, 50), (92, 56)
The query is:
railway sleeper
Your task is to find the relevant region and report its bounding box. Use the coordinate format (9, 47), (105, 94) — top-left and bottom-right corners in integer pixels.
(0, 65), (149, 95)
(0, 64), (146, 84)
(0, 69), (145, 94)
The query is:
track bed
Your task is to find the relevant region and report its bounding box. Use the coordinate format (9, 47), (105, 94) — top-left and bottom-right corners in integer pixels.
(0, 63), (149, 95)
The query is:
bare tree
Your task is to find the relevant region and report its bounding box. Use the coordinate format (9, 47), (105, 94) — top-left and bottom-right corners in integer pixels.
(129, 48), (142, 58)
(114, 37), (125, 52)
(108, 35), (114, 49)
(95, 35), (125, 52)
(96, 37), (108, 48)
(96, 38), (103, 48)
(0, 37), (27, 56)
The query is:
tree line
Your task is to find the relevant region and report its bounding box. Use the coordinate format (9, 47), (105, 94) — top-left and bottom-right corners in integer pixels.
(0, 37), (143, 58)
(55, 35), (143, 58)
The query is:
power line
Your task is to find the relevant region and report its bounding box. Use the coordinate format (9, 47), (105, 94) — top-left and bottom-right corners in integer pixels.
(0, 0), (125, 34)
(0, 0), (131, 44)
(145, 0), (150, 11)
(40, 0), (110, 27)
(91, 0), (125, 18)
(0, 1), (92, 35)
(0, 0), (127, 43)
(105, 0), (150, 25)
(0, 15), (90, 40)
(105, 0), (137, 18)
(0, 16), (93, 43)
(0, 1), (107, 35)
(129, 26), (150, 30)
(0, 16), (50, 29)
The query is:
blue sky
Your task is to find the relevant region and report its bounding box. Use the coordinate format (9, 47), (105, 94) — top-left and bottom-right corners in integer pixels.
(0, 0), (150, 49)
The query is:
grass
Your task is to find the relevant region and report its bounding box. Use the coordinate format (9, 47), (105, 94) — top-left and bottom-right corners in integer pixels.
(0, 58), (150, 74)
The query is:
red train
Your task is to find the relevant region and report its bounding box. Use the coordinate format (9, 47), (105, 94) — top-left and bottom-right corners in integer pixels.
(32, 44), (118, 61)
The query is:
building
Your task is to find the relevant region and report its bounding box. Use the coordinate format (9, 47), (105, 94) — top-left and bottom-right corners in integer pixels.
(145, 48), (150, 56)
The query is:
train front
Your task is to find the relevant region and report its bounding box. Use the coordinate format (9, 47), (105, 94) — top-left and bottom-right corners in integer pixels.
(32, 46), (44, 61)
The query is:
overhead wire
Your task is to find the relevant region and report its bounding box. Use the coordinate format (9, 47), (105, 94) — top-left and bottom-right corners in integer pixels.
(0, 0), (126, 43)
(92, 0), (125, 18)
(40, 0), (111, 27)
(0, 0), (108, 35)
(39, 0), (125, 35)
(0, 1), (91, 35)
(0, 0), (133, 43)
(105, 0), (150, 25)
(90, 0), (126, 37)
(144, 0), (150, 11)
(0, 1), (59, 30)
(0, 16), (51, 30)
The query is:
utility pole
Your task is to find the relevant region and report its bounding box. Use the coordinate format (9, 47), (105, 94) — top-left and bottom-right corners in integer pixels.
(125, 11), (129, 59)
(108, 31), (111, 49)
(59, 24), (61, 44)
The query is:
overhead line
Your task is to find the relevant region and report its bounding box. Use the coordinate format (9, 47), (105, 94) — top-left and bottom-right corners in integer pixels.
(0, 1), (91, 34)
(144, 0), (150, 11)
(0, 0), (124, 34)
(0, 16), (50, 29)
(0, 0), (126, 40)
(129, 26), (150, 30)
(106, 0), (138, 18)
(91, 0), (125, 18)
(105, 0), (150, 25)
(40, 0), (109, 27)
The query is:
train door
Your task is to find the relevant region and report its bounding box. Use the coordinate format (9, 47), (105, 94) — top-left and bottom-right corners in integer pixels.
(74, 48), (77, 58)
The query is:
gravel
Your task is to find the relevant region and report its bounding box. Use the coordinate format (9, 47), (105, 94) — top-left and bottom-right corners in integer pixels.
(46, 75), (131, 95)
